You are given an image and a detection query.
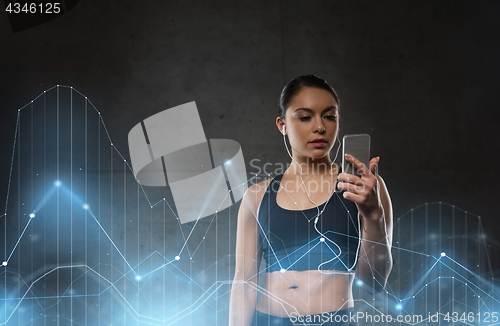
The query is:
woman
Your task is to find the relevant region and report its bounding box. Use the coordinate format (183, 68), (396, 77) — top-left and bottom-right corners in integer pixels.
(229, 75), (393, 326)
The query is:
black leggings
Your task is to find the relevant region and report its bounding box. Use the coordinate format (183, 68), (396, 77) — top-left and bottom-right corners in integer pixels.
(251, 308), (359, 326)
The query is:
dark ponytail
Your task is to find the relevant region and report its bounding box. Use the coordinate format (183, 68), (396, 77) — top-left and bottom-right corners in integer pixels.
(278, 74), (339, 118)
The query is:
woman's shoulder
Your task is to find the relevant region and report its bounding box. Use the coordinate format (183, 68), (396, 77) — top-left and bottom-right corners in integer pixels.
(247, 176), (275, 193)
(240, 176), (275, 214)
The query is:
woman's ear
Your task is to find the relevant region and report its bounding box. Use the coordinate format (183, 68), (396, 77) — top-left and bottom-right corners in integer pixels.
(276, 117), (285, 135)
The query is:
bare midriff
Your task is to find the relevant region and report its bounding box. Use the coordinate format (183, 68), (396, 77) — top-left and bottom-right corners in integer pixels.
(256, 270), (354, 317)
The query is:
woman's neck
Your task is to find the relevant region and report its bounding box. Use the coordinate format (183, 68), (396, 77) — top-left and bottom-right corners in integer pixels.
(287, 156), (336, 177)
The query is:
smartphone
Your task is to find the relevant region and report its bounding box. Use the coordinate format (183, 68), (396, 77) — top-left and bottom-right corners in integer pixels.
(342, 134), (371, 176)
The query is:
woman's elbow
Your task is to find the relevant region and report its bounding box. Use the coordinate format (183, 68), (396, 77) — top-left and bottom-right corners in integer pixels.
(359, 259), (393, 294)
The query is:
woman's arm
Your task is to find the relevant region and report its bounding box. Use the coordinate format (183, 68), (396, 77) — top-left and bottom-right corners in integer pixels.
(229, 182), (267, 326)
(357, 173), (393, 293)
(337, 155), (393, 293)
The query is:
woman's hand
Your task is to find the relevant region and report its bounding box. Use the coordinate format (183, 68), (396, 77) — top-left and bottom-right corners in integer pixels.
(337, 154), (383, 222)
(338, 154), (393, 293)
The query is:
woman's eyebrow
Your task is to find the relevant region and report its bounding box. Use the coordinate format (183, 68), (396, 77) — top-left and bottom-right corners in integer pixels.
(294, 106), (338, 114)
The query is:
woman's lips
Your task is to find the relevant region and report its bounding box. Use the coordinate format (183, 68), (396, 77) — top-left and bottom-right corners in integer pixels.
(309, 141), (327, 148)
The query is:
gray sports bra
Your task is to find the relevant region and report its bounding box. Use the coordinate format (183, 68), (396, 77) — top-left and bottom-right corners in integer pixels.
(257, 172), (360, 273)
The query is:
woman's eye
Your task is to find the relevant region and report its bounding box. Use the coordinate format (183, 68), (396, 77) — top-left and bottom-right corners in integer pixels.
(325, 115), (337, 120)
(299, 116), (311, 121)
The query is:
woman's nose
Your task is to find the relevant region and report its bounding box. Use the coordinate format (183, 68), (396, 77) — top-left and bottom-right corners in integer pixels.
(315, 119), (325, 133)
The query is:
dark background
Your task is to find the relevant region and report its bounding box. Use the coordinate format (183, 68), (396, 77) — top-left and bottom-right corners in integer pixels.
(2, 0), (498, 242)
(0, 0), (499, 324)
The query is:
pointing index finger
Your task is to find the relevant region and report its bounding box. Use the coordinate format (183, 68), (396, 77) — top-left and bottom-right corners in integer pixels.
(344, 153), (370, 177)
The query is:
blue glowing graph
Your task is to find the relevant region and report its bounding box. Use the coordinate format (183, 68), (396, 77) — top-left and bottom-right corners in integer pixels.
(352, 203), (500, 325)
(0, 86), (241, 325)
(1, 87), (499, 325)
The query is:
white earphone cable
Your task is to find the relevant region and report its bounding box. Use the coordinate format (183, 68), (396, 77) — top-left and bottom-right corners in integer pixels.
(281, 127), (358, 274)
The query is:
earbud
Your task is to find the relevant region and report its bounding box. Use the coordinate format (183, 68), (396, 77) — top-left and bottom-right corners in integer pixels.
(282, 125), (286, 135)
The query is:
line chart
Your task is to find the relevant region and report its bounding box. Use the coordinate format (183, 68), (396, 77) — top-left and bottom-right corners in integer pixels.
(0, 86), (499, 325)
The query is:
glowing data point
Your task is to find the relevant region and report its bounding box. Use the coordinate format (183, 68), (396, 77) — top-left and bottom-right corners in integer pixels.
(175, 256), (180, 260)
(54, 180), (62, 187)
(320, 237), (325, 242)
(135, 275), (142, 281)
(396, 304), (402, 310)
(440, 252), (446, 257)
(356, 280), (363, 286)
(83, 204), (89, 210)
(225, 161), (231, 165)
(2, 261), (7, 266)
(29, 213), (35, 218)
(280, 268), (286, 273)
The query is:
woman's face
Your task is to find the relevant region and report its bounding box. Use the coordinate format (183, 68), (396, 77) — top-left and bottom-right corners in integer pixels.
(278, 87), (339, 161)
